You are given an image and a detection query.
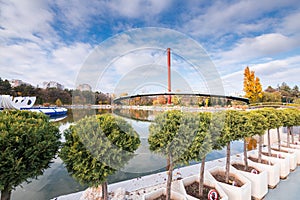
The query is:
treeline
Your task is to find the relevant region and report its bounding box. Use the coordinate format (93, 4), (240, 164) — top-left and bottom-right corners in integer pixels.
(262, 82), (300, 104)
(0, 78), (111, 105)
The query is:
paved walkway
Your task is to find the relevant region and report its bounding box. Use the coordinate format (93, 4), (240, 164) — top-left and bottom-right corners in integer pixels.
(264, 166), (300, 200)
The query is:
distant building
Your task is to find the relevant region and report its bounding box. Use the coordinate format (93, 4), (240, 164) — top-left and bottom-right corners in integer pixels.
(10, 79), (29, 87)
(76, 84), (92, 91)
(43, 81), (64, 90)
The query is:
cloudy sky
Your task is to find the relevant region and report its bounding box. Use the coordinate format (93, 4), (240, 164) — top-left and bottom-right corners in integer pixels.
(1, 0), (300, 96)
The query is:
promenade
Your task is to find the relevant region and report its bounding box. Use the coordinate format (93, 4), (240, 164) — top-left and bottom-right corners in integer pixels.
(55, 148), (300, 200)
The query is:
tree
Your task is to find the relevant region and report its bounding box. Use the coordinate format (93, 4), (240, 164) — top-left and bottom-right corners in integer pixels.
(148, 110), (195, 200)
(60, 114), (140, 200)
(282, 109), (297, 147)
(257, 108), (279, 156)
(243, 66), (263, 103)
(247, 110), (267, 163)
(0, 110), (60, 200)
(0, 78), (12, 95)
(215, 110), (244, 183)
(274, 109), (287, 150)
(261, 91), (281, 103)
(55, 98), (62, 107)
(182, 112), (214, 198)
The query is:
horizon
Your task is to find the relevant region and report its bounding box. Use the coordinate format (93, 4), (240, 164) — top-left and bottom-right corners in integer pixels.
(1, 0), (300, 96)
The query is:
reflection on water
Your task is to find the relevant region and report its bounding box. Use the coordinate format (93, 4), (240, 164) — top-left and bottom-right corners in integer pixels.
(12, 108), (244, 200)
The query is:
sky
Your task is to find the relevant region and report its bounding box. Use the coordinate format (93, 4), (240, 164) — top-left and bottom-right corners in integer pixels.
(1, 0), (300, 96)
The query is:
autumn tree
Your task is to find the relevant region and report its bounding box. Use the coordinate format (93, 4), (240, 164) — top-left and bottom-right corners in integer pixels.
(243, 66), (263, 103)
(60, 114), (140, 200)
(0, 111), (60, 200)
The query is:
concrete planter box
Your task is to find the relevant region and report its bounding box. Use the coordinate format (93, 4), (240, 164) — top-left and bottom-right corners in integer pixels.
(261, 152), (290, 179)
(208, 166), (251, 200)
(143, 188), (186, 200)
(271, 149), (297, 171)
(279, 146), (300, 165)
(248, 153), (280, 189)
(176, 174), (228, 200)
(231, 160), (268, 200)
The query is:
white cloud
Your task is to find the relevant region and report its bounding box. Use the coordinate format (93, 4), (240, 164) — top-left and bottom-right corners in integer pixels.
(222, 55), (300, 95)
(0, 0), (57, 45)
(219, 33), (298, 62)
(107, 0), (171, 18)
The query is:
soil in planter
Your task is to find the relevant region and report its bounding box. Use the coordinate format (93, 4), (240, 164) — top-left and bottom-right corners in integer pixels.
(151, 195), (176, 200)
(262, 152), (285, 159)
(185, 182), (220, 200)
(212, 171), (244, 187)
(248, 157), (274, 166)
(271, 148), (289, 153)
(232, 163), (260, 174)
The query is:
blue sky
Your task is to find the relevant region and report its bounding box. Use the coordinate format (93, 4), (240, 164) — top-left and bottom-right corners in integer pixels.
(1, 0), (300, 96)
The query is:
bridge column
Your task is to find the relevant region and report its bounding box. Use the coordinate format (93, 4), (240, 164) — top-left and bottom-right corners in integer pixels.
(167, 48), (172, 104)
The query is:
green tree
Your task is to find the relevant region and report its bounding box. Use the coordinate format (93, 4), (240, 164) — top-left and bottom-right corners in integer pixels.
(0, 110), (60, 200)
(60, 114), (140, 200)
(0, 78), (12, 95)
(215, 110), (244, 183)
(243, 66), (263, 103)
(178, 112), (213, 198)
(282, 109), (297, 146)
(257, 108), (279, 156)
(247, 110), (267, 163)
(274, 109), (287, 150)
(149, 110), (195, 200)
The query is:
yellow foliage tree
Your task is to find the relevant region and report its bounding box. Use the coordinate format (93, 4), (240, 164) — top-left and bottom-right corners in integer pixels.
(243, 66), (263, 103)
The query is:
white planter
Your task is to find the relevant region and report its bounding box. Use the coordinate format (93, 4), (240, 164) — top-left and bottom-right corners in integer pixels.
(231, 160), (268, 200)
(261, 152), (290, 179)
(248, 153), (280, 189)
(271, 149), (297, 171)
(208, 166), (251, 200)
(143, 188), (186, 200)
(177, 174), (228, 200)
(280, 146), (300, 165)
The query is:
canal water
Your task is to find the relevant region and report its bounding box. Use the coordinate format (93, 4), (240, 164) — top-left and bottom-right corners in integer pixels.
(11, 108), (244, 200)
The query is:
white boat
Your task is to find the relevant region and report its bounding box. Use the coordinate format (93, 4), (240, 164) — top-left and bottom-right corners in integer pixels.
(0, 95), (67, 117)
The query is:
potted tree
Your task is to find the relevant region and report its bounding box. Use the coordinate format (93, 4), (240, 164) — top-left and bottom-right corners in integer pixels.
(209, 110), (251, 200)
(60, 114), (141, 200)
(256, 108), (291, 178)
(245, 110), (280, 189)
(179, 112), (228, 200)
(148, 110), (192, 200)
(231, 110), (268, 199)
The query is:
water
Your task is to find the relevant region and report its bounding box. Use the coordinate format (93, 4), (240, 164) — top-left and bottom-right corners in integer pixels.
(11, 108), (244, 200)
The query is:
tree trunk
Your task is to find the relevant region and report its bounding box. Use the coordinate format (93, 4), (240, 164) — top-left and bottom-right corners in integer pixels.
(102, 182), (108, 200)
(277, 128), (281, 151)
(199, 155), (206, 197)
(166, 154), (173, 200)
(244, 138), (248, 171)
(225, 142), (231, 183)
(1, 187), (12, 200)
(267, 129), (271, 156)
(258, 135), (263, 163)
(287, 127), (291, 148)
(291, 127), (294, 144)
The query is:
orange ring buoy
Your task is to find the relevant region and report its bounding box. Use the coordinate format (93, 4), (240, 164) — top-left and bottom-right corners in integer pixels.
(208, 189), (218, 200)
